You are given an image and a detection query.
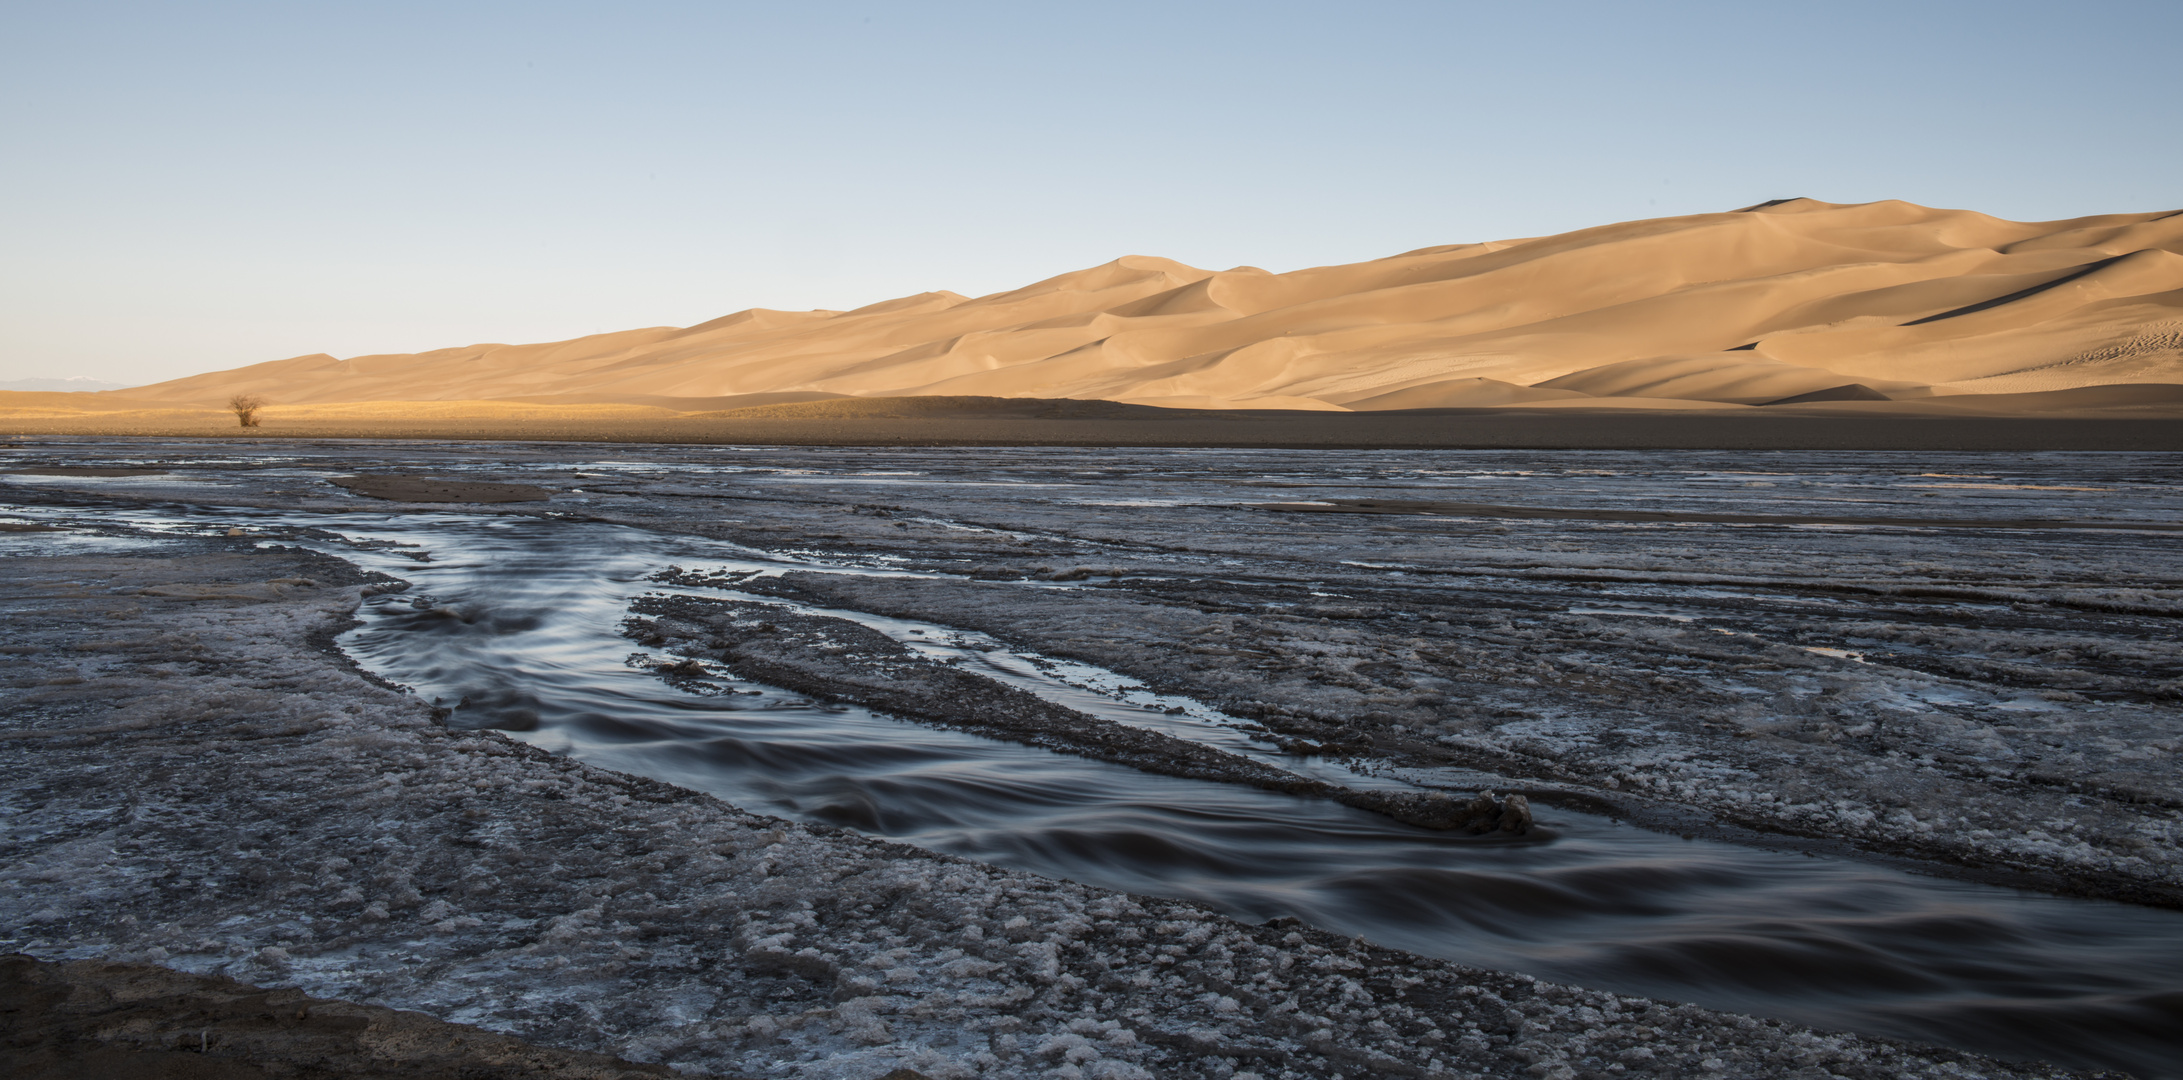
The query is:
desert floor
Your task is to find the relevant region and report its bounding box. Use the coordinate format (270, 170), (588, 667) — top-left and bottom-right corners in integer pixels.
(3, 436), (2178, 1080)
(4, 406), (2182, 451)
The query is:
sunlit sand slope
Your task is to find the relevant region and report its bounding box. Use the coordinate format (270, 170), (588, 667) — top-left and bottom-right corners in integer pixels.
(77, 199), (2183, 413)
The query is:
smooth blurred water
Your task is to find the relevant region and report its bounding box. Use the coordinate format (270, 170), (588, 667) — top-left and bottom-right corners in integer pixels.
(18, 492), (2180, 1079)
(299, 512), (2183, 1079)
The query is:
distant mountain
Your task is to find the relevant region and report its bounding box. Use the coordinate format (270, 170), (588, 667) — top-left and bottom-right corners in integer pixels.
(0, 377), (138, 393)
(124, 199), (2183, 413)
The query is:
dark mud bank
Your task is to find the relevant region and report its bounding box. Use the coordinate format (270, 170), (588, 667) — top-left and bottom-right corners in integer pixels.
(0, 954), (680, 1080)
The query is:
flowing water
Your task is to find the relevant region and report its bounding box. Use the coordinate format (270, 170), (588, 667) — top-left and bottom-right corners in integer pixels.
(11, 448), (2183, 1078)
(166, 507), (2183, 1079)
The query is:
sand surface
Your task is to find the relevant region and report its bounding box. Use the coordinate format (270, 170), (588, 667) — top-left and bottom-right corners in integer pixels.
(5, 404), (2183, 451)
(13, 199), (2183, 428)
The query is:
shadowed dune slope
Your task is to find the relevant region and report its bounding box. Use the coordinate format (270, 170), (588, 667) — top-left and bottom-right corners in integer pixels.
(69, 200), (2183, 415)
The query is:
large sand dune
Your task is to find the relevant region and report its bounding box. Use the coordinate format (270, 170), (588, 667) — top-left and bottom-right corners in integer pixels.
(38, 198), (2183, 418)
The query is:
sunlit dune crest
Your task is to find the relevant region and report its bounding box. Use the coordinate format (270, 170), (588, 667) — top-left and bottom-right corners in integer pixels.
(36, 199), (2183, 417)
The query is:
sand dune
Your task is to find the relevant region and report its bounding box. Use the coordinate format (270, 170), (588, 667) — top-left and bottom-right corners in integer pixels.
(39, 199), (2183, 418)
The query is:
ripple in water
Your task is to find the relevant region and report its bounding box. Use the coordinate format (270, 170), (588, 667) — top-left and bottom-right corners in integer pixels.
(135, 509), (2183, 1078)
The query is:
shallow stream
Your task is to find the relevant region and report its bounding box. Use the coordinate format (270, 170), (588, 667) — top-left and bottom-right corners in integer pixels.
(11, 457), (2183, 1077)
(186, 508), (2183, 1078)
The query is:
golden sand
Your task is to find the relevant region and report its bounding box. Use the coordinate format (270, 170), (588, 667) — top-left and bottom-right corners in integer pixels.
(17, 198), (2183, 435)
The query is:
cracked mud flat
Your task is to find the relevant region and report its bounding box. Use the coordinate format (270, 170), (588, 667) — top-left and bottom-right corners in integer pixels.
(2, 438), (2180, 1079)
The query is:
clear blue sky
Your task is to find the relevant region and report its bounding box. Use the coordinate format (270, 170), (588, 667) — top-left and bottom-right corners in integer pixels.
(4, 0), (2178, 386)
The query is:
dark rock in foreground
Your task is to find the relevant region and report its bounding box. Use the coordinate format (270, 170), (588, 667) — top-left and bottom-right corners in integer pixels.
(0, 954), (681, 1079)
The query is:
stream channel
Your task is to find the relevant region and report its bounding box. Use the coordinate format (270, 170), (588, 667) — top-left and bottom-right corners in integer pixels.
(81, 504), (2183, 1077)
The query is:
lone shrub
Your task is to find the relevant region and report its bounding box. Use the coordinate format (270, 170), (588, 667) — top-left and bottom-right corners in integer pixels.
(228, 394), (266, 428)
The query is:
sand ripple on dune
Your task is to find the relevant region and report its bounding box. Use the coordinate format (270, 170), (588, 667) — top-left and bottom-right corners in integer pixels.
(51, 199), (2183, 416)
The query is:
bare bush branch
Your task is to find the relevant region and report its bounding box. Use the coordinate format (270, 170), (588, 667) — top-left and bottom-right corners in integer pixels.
(227, 394), (266, 428)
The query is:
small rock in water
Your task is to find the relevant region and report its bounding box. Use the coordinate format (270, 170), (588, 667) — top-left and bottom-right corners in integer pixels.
(1499, 793), (1533, 833)
(1452, 790), (1532, 835)
(1463, 791), (1501, 833)
(1338, 788), (1531, 834)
